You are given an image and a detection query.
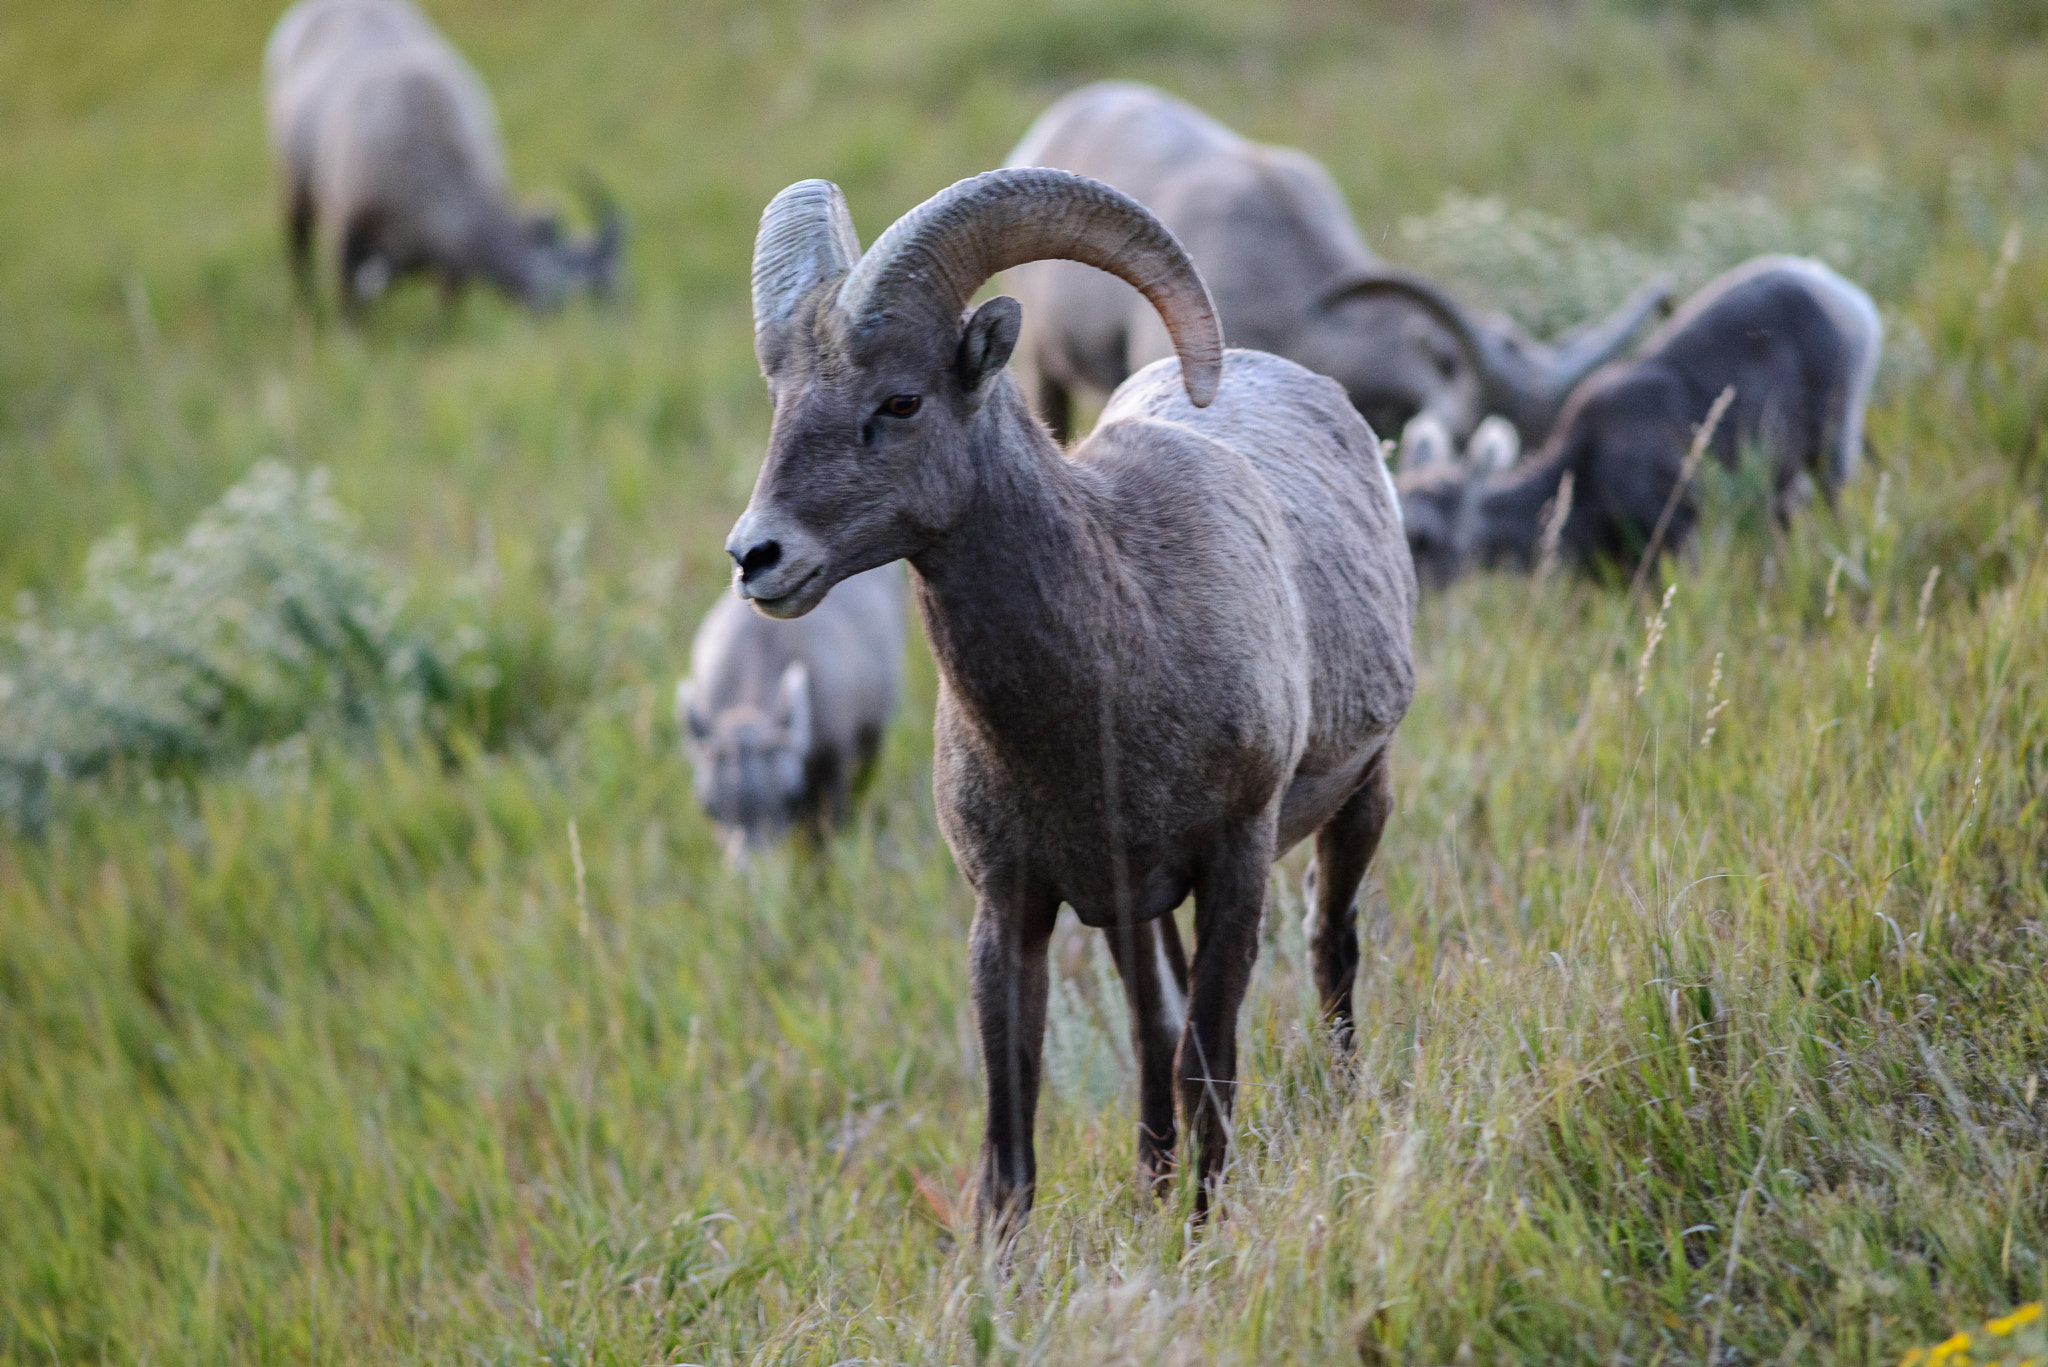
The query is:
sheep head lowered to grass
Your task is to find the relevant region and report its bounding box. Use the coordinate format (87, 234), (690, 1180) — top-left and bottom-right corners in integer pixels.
(728, 168), (1416, 1235)
(1003, 82), (1672, 446)
(1400, 255), (1884, 588)
(264, 0), (622, 311)
(676, 562), (905, 862)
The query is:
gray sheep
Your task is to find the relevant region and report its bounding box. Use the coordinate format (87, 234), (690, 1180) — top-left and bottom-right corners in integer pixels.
(675, 563), (906, 861)
(263, 0), (620, 309)
(1402, 255), (1883, 587)
(726, 168), (1415, 1233)
(1004, 82), (1670, 445)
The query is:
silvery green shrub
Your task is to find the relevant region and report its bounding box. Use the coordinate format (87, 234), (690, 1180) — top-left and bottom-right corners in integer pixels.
(1398, 168), (1929, 336)
(0, 463), (464, 829)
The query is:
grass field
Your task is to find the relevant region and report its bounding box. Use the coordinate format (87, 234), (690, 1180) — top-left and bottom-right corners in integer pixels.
(3, 0), (2047, 1361)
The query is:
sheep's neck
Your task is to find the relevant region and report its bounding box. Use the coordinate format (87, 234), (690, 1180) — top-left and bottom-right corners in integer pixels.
(1474, 450), (1568, 565)
(908, 386), (1124, 756)
(467, 207), (549, 300)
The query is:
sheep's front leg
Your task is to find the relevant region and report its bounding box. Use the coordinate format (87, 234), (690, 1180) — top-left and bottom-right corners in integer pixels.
(1104, 914), (1188, 1197)
(968, 872), (1060, 1243)
(286, 185), (315, 295)
(1179, 829), (1273, 1215)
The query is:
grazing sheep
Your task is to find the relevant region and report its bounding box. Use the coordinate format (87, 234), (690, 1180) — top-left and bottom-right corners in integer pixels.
(1401, 255), (1883, 587)
(675, 563), (906, 861)
(727, 168), (1415, 1233)
(1004, 81), (1670, 445)
(263, 0), (621, 309)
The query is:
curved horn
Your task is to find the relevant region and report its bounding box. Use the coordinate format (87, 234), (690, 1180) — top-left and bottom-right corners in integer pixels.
(1324, 268), (1676, 438)
(578, 174), (623, 249)
(575, 173), (625, 297)
(1539, 274), (1673, 395)
(837, 168), (1222, 406)
(1318, 267), (1496, 381)
(752, 180), (861, 333)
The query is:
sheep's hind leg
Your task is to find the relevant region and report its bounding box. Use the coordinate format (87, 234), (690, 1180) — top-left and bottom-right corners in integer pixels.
(1104, 914), (1188, 1197)
(1306, 750), (1393, 1046)
(968, 870), (1059, 1244)
(1178, 824), (1274, 1217)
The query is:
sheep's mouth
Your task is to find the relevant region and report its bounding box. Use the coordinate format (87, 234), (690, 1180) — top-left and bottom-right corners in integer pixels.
(745, 565), (825, 616)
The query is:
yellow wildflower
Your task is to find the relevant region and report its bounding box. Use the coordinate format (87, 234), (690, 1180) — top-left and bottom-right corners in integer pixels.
(1987, 1305), (2044, 1338)
(1927, 1332), (1972, 1366)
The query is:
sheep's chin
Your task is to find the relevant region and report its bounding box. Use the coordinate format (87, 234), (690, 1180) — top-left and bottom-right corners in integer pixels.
(743, 564), (829, 619)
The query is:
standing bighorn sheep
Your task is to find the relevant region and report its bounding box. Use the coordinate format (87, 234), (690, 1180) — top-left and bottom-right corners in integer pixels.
(676, 563), (905, 861)
(264, 0), (621, 309)
(1004, 82), (1671, 445)
(1401, 255), (1883, 587)
(727, 169), (1415, 1232)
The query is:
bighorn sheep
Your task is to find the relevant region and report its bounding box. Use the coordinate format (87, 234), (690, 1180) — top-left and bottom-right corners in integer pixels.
(1004, 82), (1670, 445)
(1401, 255), (1883, 587)
(728, 169), (1415, 1232)
(264, 0), (621, 309)
(675, 563), (905, 860)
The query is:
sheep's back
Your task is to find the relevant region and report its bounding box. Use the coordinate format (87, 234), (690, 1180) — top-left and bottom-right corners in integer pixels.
(1096, 350), (1416, 773)
(264, 0), (436, 174)
(314, 42), (507, 241)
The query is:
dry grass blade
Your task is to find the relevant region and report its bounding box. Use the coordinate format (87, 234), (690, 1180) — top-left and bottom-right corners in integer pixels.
(1626, 382), (1736, 602)
(1534, 469), (1576, 581)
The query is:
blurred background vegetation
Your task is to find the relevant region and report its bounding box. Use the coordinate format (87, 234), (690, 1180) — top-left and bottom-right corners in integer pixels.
(1, 0), (2045, 1361)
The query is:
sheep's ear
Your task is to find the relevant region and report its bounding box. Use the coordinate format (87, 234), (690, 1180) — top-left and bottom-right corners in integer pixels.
(957, 296), (1022, 392)
(776, 661), (813, 755)
(1467, 414), (1521, 473)
(1398, 411), (1454, 474)
(674, 678), (708, 740)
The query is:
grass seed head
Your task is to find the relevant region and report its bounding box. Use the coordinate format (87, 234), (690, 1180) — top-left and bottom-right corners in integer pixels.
(1636, 583), (1676, 697)
(1918, 564), (1942, 634)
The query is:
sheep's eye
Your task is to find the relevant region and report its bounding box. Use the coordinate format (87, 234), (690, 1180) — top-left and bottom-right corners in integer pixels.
(880, 394), (921, 418)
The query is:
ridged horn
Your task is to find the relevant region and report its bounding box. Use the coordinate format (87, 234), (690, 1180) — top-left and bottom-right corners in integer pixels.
(1539, 275), (1673, 396)
(837, 168), (1223, 406)
(1323, 269), (1673, 439)
(1318, 268), (1497, 392)
(752, 180), (861, 334)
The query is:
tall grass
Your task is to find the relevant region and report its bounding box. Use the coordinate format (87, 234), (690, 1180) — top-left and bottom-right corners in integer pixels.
(1, 0), (2046, 1362)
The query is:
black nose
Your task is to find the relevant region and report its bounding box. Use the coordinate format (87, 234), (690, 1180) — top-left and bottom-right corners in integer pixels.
(733, 539), (782, 581)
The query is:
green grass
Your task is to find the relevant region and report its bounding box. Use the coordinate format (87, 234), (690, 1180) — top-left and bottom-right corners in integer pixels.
(3, 0), (2047, 1361)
